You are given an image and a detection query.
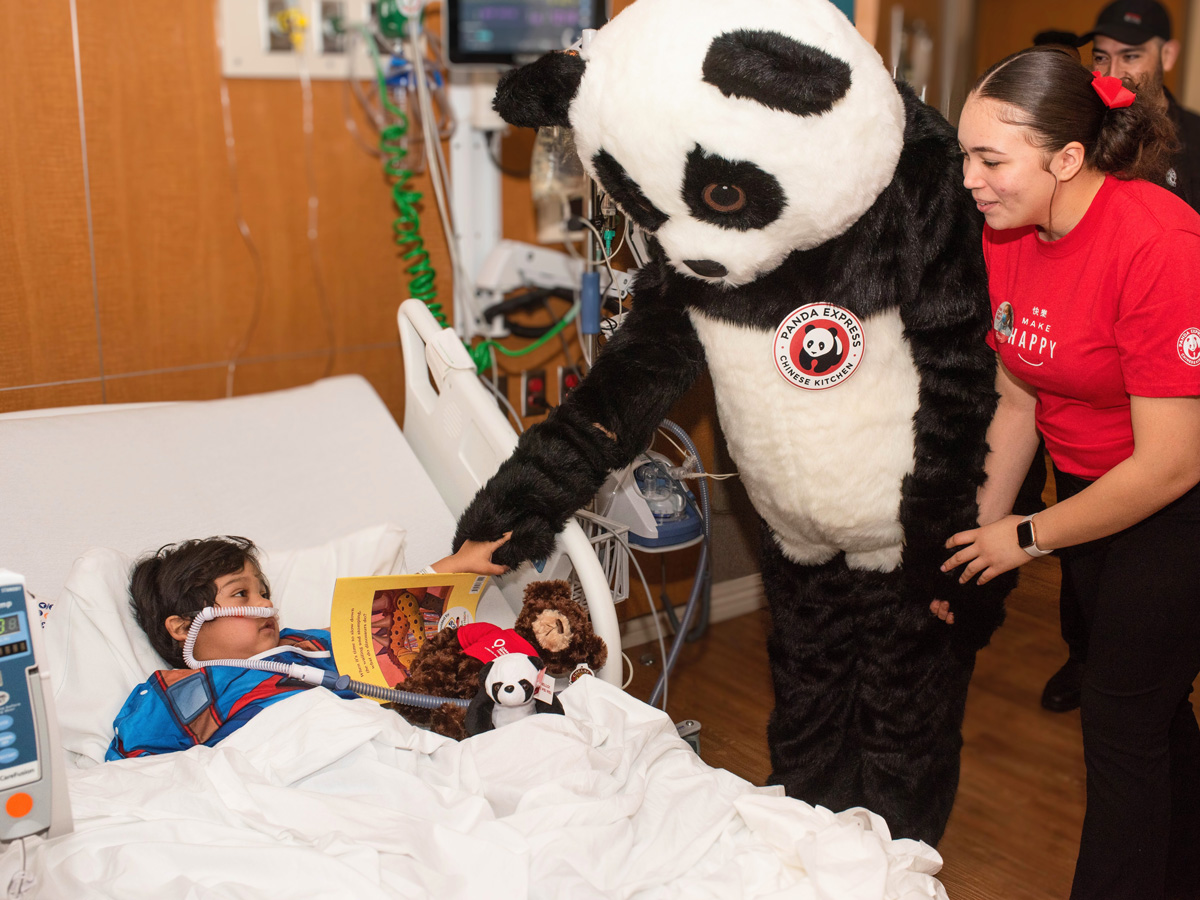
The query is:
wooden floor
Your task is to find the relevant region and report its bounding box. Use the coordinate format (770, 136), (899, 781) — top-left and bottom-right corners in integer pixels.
(624, 554), (1106, 900)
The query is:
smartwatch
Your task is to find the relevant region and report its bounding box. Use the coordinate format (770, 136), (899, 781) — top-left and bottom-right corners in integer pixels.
(1016, 515), (1052, 558)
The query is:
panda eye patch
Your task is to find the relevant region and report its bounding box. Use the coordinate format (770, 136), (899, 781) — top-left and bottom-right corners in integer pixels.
(702, 184), (747, 213)
(683, 145), (785, 231)
(591, 149), (669, 232)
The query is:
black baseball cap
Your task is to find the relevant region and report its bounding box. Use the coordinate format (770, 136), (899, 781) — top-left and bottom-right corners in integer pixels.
(1078, 0), (1172, 46)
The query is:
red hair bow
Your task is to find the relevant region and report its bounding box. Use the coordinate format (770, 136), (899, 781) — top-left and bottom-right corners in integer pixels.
(1091, 71), (1136, 109)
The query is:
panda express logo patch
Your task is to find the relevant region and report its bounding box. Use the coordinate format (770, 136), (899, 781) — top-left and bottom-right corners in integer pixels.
(1178, 328), (1200, 367)
(774, 303), (865, 390)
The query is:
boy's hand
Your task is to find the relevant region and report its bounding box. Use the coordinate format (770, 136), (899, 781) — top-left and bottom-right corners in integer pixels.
(430, 532), (512, 575)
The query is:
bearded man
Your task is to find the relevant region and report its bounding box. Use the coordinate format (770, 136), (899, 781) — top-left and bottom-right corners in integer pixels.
(1082, 0), (1200, 210)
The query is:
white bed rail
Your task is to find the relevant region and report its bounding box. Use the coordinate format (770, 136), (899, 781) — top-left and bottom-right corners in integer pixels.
(397, 300), (622, 686)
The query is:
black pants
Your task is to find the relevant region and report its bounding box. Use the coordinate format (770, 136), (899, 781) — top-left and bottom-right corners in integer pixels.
(1052, 467), (1200, 900)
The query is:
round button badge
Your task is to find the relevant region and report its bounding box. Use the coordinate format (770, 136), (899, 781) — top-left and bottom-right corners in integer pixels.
(1178, 328), (1200, 367)
(993, 302), (1015, 344)
(774, 304), (865, 390)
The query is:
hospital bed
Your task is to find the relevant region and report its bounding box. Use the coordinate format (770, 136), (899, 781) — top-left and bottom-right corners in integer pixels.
(0, 300), (947, 899)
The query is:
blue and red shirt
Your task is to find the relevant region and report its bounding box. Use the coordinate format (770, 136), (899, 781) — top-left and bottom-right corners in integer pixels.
(105, 629), (358, 761)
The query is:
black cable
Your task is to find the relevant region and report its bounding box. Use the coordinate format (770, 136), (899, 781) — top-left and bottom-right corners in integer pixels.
(541, 295), (579, 372)
(485, 130), (531, 178)
(483, 287), (577, 339)
(482, 286), (575, 323)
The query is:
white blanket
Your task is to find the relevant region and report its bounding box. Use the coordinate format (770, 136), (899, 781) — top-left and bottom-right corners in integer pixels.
(0, 681), (946, 899)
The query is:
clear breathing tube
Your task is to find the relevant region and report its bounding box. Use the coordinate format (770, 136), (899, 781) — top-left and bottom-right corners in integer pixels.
(648, 420), (713, 709)
(183, 607), (469, 709)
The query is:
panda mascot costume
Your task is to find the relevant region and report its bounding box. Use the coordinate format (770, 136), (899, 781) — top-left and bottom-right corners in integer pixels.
(456, 0), (1015, 844)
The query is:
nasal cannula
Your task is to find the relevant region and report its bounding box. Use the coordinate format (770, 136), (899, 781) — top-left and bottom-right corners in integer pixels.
(183, 606), (469, 709)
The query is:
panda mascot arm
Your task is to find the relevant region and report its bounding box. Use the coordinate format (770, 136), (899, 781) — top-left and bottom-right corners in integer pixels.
(454, 210), (706, 569)
(886, 85), (1017, 650)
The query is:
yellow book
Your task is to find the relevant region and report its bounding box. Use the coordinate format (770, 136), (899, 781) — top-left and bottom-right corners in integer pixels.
(330, 572), (490, 702)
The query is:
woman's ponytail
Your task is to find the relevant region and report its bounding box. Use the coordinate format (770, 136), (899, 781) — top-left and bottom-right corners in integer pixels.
(1091, 96), (1178, 182)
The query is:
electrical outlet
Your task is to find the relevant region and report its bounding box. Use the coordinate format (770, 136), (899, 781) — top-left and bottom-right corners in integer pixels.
(219, 0), (375, 79)
(522, 369), (548, 418)
(319, 1), (349, 53)
(558, 366), (582, 403)
(266, 1), (302, 53)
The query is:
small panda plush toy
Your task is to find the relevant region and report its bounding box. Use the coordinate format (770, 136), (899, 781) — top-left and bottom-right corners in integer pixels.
(459, 625), (565, 736)
(457, 0), (1015, 844)
(465, 652), (565, 735)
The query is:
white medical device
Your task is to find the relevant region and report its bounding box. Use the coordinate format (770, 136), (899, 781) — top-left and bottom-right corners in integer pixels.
(0, 570), (72, 843)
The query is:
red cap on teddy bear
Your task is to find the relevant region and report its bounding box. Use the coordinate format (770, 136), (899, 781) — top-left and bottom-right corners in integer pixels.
(455, 623), (539, 661)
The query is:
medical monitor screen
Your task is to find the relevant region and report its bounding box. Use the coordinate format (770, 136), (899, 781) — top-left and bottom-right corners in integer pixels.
(445, 0), (607, 67)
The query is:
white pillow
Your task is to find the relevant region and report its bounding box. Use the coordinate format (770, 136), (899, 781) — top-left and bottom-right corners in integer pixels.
(44, 523), (407, 768)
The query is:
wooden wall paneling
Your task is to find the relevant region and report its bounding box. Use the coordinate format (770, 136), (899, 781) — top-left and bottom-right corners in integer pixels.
(102, 364), (233, 405)
(856, 0), (881, 46)
(100, 342), (404, 417)
(74, 0), (266, 378)
(68, 0), (451, 405)
(231, 343), (406, 420)
(0, 383), (106, 415)
(0, 2), (100, 394)
(219, 78), (456, 358)
(1186, 0), (1200, 105)
(498, 127), (539, 246)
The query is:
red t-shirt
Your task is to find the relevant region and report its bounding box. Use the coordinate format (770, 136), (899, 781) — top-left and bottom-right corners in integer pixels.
(984, 176), (1200, 478)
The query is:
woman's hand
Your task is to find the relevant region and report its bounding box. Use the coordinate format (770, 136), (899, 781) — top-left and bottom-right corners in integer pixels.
(931, 514), (1031, 623)
(942, 514), (1032, 585)
(431, 532), (512, 575)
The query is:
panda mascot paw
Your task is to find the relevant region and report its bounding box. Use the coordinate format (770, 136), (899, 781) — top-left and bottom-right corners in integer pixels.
(936, 565), (1017, 654)
(469, 0), (1017, 845)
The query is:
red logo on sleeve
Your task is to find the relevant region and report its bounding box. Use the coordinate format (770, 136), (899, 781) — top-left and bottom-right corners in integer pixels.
(1178, 328), (1200, 367)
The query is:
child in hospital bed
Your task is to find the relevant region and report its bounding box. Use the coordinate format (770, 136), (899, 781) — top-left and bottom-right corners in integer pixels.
(104, 534), (508, 760)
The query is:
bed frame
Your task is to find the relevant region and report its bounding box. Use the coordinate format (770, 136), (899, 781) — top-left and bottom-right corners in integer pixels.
(0, 301), (621, 685)
(396, 299), (621, 683)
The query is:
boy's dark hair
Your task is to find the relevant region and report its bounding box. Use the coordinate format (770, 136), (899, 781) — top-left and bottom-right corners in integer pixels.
(973, 46), (1178, 184)
(129, 536), (267, 667)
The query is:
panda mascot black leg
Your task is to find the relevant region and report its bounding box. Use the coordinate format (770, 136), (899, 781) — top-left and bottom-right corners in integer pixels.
(759, 525), (974, 845)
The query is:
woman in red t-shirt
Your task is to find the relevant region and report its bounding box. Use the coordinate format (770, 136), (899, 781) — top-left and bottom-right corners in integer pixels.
(945, 47), (1200, 899)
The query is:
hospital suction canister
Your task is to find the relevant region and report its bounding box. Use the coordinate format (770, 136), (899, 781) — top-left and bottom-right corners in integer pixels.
(0, 570), (73, 844)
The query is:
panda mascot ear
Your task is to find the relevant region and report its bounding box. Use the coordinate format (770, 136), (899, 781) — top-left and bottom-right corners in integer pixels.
(493, 51), (587, 128)
(702, 29), (852, 117)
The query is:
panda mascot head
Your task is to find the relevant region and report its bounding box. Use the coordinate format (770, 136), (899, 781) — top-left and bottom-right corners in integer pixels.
(495, 0), (905, 288)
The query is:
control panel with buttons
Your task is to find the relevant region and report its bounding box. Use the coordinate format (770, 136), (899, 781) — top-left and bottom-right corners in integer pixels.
(0, 571), (72, 843)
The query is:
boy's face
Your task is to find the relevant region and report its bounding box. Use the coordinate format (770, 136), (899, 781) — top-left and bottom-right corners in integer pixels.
(166, 562), (279, 662)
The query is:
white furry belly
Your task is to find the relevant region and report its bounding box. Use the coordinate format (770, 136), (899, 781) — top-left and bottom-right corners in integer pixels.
(690, 308), (920, 571)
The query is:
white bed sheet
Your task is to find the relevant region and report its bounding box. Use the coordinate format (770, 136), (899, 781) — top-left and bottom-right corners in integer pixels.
(0, 680), (946, 900)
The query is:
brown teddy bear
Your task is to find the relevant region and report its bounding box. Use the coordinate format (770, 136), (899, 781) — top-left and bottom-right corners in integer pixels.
(395, 579), (608, 740)
(514, 580), (608, 680)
